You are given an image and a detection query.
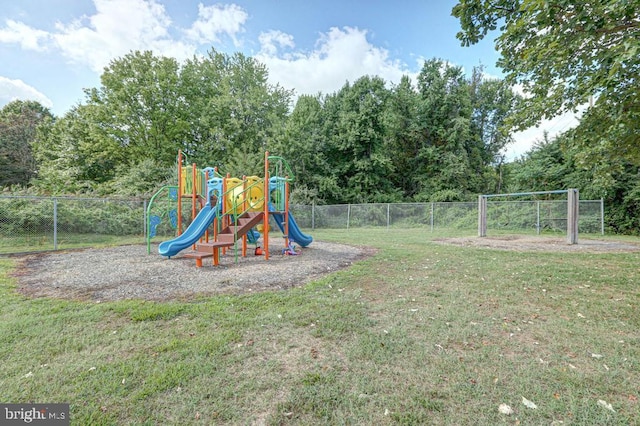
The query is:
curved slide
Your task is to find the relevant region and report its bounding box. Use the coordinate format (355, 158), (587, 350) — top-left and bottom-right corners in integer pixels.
(268, 204), (313, 247)
(158, 205), (218, 257)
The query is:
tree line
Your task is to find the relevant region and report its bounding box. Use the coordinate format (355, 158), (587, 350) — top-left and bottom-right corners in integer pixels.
(1, 0), (638, 236)
(1, 50), (518, 202)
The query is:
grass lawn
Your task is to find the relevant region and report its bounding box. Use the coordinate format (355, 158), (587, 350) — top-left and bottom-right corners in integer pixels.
(0, 229), (638, 425)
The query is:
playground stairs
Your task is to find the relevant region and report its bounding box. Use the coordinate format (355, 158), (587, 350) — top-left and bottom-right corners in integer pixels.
(183, 212), (264, 267)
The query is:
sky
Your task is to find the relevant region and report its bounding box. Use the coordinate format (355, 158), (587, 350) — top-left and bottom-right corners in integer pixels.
(0, 0), (579, 161)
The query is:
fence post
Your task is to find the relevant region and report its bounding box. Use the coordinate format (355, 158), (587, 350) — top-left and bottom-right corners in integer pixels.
(386, 203), (390, 230)
(312, 202), (315, 230)
(53, 198), (58, 250)
(430, 202), (434, 233)
(347, 204), (351, 229)
(600, 198), (604, 235)
(536, 201), (541, 235)
(567, 188), (579, 244)
(478, 196), (487, 237)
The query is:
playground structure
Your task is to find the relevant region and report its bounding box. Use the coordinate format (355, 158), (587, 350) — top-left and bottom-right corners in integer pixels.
(147, 151), (312, 267)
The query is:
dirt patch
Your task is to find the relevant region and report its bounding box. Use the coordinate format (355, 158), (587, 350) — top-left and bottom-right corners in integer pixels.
(12, 239), (376, 302)
(434, 235), (640, 253)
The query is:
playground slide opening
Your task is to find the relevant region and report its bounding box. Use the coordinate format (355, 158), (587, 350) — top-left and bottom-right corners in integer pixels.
(158, 204), (218, 257)
(268, 204), (313, 247)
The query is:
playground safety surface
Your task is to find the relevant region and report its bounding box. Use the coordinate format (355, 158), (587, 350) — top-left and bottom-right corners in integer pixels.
(13, 240), (375, 302)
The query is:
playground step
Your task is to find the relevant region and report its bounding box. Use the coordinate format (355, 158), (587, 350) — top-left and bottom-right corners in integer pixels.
(219, 212), (264, 241)
(216, 233), (236, 243)
(195, 241), (234, 252)
(184, 241), (235, 267)
(238, 212), (263, 222)
(182, 250), (215, 268)
(183, 251), (214, 259)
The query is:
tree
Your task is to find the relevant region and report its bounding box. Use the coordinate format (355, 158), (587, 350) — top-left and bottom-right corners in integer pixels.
(508, 132), (572, 192)
(413, 59), (475, 200)
(0, 100), (53, 187)
(323, 76), (399, 203)
(30, 50), (292, 195)
(468, 67), (519, 193)
(453, 0), (640, 162)
(30, 104), (123, 194)
(468, 67), (517, 166)
(179, 50), (291, 171)
(272, 94), (330, 204)
(85, 51), (188, 167)
(384, 75), (422, 198)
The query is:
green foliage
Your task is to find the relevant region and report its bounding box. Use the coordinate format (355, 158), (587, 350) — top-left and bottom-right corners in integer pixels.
(429, 189), (465, 202)
(0, 197), (53, 234)
(322, 76), (398, 203)
(59, 200), (143, 236)
(0, 100), (53, 187)
(96, 159), (173, 197)
(453, 0), (640, 163)
(454, 0), (640, 233)
(272, 94), (331, 203)
(508, 133), (640, 234)
(87, 51), (188, 166)
(31, 104), (123, 194)
(0, 197), (143, 236)
(180, 50), (292, 169)
(6, 48), (519, 209)
(30, 49), (292, 197)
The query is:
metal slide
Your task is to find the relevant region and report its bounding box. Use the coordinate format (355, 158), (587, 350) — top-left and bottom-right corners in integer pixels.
(158, 204), (218, 257)
(268, 204), (313, 247)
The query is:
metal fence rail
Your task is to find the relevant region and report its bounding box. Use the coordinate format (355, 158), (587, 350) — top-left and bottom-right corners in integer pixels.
(0, 196), (605, 254)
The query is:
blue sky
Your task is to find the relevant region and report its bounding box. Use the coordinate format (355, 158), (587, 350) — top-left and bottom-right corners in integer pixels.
(0, 0), (578, 160)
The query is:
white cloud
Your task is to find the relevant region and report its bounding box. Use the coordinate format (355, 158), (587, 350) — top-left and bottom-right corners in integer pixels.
(0, 1), (250, 73)
(255, 26), (412, 96)
(0, 19), (50, 51)
(51, 0), (193, 72)
(0, 76), (53, 108)
(185, 3), (248, 47)
(258, 30), (295, 56)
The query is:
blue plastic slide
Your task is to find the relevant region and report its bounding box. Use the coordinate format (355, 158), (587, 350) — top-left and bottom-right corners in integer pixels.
(268, 204), (313, 247)
(158, 205), (218, 257)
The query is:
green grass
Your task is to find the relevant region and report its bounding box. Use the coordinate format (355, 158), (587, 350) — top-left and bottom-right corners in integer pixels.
(0, 229), (638, 425)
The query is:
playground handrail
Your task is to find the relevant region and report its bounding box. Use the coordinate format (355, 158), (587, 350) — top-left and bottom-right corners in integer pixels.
(267, 155), (295, 182)
(146, 185), (178, 254)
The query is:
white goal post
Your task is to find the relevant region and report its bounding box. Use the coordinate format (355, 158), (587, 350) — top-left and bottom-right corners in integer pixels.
(478, 189), (579, 244)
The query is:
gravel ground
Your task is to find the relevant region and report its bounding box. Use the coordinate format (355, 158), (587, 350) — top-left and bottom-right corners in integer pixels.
(13, 239), (374, 302)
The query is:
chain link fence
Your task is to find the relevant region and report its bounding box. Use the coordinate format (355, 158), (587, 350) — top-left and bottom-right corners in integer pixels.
(291, 200), (604, 234)
(1, 196), (604, 254)
(0, 196), (146, 254)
